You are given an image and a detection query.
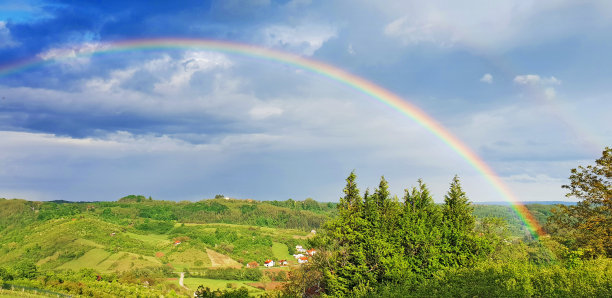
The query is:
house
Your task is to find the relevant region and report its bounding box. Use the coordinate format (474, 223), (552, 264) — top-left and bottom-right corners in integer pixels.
(306, 249), (316, 256)
(246, 261), (259, 268)
(110, 232), (116, 236)
(296, 245), (306, 253)
(293, 253), (304, 259)
(311, 229), (316, 234)
(278, 260), (288, 266)
(174, 240), (182, 246)
(264, 259), (275, 267)
(298, 256), (309, 264)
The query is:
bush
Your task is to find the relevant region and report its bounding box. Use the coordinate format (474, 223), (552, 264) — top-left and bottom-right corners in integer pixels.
(374, 258), (612, 297)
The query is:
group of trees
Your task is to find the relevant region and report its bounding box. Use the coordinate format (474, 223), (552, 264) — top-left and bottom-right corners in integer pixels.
(285, 173), (491, 296)
(283, 147), (612, 297)
(547, 147), (611, 258)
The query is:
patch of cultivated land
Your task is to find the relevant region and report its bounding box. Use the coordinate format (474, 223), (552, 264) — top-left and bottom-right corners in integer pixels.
(168, 248), (212, 270)
(57, 248), (111, 270)
(97, 251), (161, 272)
(206, 249), (242, 268)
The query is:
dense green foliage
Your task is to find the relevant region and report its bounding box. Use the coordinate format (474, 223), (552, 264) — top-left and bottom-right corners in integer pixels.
(187, 268), (263, 281)
(374, 258), (612, 297)
(284, 162), (612, 297)
(0, 265), (185, 297)
(286, 173), (492, 296)
(194, 284), (249, 297)
(547, 147), (611, 258)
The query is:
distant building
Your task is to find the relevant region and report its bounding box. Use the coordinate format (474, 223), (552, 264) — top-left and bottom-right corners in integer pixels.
(298, 256), (309, 264)
(293, 253), (304, 259)
(279, 260), (288, 266)
(246, 261), (259, 268)
(296, 245), (306, 253)
(311, 229), (316, 234)
(264, 259), (275, 267)
(174, 240), (182, 246)
(307, 249), (316, 256)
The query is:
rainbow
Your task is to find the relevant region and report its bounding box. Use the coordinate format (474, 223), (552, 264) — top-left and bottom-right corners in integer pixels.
(0, 38), (544, 237)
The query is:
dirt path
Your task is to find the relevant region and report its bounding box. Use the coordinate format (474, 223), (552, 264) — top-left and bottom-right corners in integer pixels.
(179, 272), (188, 290)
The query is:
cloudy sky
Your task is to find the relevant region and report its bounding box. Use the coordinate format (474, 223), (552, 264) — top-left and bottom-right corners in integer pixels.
(0, 0), (610, 202)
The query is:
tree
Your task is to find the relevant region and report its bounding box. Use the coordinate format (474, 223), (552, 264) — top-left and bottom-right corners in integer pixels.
(443, 176), (475, 234)
(440, 176), (488, 267)
(548, 147), (611, 257)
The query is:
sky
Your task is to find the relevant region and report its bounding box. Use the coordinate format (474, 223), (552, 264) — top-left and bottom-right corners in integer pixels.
(0, 0), (610, 203)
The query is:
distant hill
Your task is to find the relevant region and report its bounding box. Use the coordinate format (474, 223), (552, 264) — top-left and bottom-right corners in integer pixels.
(0, 196), (332, 270)
(473, 201), (577, 206)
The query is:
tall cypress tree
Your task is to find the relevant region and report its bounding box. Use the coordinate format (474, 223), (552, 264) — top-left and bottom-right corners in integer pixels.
(441, 175), (481, 267)
(443, 175), (475, 235)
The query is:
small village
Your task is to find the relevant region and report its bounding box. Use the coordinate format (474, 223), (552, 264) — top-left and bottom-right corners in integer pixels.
(246, 245), (316, 268)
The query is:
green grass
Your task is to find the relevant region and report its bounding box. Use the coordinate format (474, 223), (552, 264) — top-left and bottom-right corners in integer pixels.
(168, 248), (212, 270)
(271, 242), (293, 262)
(0, 290), (51, 298)
(124, 232), (171, 247)
(57, 248), (110, 271)
(181, 277), (264, 294)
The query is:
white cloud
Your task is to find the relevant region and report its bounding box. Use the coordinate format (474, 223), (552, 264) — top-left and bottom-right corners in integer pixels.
(384, 15), (456, 46)
(378, 1), (612, 52)
(544, 87), (556, 100)
(480, 73), (493, 84)
(347, 43), (356, 55)
(153, 51), (233, 94)
(0, 21), (18, 48)
(249, 106), (283, 119)
(259, 24), (337, 56)
(37, 42), (110, 70)
(514, 74), (561, 86)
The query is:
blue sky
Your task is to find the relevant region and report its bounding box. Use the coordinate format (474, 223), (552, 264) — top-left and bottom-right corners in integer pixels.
(0, 0), (610, 202)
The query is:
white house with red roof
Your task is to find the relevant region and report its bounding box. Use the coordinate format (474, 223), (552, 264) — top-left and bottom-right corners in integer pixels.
(264, 259), (275, 267)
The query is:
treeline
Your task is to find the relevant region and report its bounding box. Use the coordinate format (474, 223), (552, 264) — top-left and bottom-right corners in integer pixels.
(0, 265), (186, 297)
(0, 196), (335, 231)
(186, 267), (262, 281)
(472, 204), (556, 238)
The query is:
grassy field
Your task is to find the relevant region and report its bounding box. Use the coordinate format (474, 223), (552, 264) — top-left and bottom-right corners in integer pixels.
(168, 248), (212, 270)
(180, 277), (264, 294)
(124, 232), (171, 247)
(0, 289), (51, 298)
(57, 248), (110, 271)
(271, 242), (293, 263)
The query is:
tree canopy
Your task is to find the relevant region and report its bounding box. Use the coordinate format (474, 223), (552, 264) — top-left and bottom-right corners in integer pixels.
(288, 173), (491, 297)
(548, 147), (612, 257)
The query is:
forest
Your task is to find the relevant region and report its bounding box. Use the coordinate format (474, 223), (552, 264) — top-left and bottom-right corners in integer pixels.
(0, 147), (610, 297)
